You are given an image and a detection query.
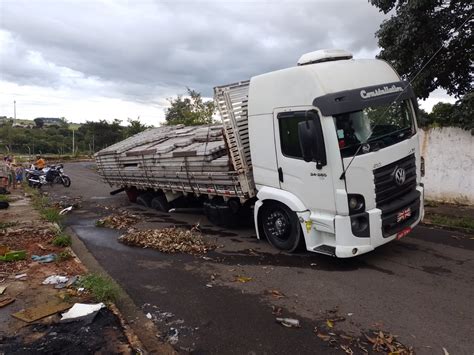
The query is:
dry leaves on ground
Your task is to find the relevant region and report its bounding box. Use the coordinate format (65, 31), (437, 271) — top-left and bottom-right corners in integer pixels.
(365, 330), (414, 355)
(97, 211), (141, 229)
(118, 227), (215, 255)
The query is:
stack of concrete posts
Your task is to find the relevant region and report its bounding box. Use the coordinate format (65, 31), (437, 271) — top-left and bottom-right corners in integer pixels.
(95, 124), (248, 199)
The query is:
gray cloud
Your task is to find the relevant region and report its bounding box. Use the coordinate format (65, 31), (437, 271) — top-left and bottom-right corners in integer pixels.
(0, 0), (387, 102)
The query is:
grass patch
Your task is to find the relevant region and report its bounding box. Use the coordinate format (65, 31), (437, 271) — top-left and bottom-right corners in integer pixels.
(41, 207), (64, 224)
(57, 250), (73, 262)
(25, 186), (64, 226)
(52, 233), (72, 247)
(0, 221), (18, 229)
(427, 214), (474, 232)
(78, 273), (119, 303)
(0, 195), (10, 203)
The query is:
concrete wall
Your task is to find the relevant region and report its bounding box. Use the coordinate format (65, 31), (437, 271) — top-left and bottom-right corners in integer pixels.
(420, 127), (474, 204)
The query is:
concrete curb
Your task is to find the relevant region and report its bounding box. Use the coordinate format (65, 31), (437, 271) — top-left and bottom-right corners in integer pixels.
(65, 226), (177, 355)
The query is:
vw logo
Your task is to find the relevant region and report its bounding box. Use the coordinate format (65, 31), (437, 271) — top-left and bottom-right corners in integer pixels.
(394, 167), (406, 186)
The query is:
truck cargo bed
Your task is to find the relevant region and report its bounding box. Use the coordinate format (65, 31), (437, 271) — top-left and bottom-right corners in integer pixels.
(95, 123), (255, 200)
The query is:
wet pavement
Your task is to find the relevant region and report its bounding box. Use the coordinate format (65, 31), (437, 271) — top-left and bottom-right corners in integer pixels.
(47, 161), (474, 354)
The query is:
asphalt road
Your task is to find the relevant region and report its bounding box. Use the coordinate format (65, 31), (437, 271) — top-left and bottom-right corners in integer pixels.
(48, 162), (473, 354)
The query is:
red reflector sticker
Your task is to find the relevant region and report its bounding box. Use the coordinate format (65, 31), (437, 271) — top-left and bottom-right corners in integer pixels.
(396, 227), (412, 240)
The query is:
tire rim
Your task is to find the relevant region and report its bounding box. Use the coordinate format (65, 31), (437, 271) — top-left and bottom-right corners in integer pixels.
(263, 208), (291, 242)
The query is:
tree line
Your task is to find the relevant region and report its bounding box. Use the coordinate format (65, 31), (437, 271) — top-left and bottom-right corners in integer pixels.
(0, 118), (149, 155)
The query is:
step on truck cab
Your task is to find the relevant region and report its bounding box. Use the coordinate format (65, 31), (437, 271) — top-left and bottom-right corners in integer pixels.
(216, 49), (424, 257)
(96, 49), (424, 258)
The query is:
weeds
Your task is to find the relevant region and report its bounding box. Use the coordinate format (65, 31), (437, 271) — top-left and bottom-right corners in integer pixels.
(78, 273), (119, 303)
(25, 186), (64, 226)
(57, 250), (73, 262)
(41, 207), (64, 224)
(0, 195), (10, 203)
(52, 233), (72, 247)
(0, 221), (18, 230)
(427, 214), (474, 232)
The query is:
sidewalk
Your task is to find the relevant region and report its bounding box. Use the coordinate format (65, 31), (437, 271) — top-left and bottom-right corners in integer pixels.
(0, 188), (134, 353)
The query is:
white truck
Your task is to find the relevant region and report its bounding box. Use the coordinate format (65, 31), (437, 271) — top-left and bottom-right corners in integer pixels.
(95, 49), (425, 258)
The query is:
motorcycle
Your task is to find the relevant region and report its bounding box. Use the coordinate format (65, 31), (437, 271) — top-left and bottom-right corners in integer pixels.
(26, 164), (71, 188)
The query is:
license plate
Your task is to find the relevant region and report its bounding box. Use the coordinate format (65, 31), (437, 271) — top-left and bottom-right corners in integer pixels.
(397, 207), (412, 222)
(396, 227), (412, 240)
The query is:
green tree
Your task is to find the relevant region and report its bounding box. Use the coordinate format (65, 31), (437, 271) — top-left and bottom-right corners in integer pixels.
(78, 119), (125, 152)
(429, 102), (455, 127)
(165, 88), (215, 126)
(370, 0), (473, 99)
(126, 117), (149, 137)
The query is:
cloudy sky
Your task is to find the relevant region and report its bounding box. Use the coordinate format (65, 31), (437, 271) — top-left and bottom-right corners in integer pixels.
(0, 0), (454, 125)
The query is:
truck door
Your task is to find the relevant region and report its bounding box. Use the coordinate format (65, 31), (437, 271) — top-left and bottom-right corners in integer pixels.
(273, 108), (336, 214)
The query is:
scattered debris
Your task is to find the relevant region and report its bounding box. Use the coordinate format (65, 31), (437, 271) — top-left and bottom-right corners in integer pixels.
(326, 319), (334, 328)
(265, 289), (285, 299)
(0, 285), (6, 294)
(146, 313), (152, 319)
(42, 275), (69, 285)
(59, 206), (73, 215)
(15, 273), (27, 280)
(340, 344), (354, 354)
(0, 296), (15, 308)
(442, 347), (450, 355)
(118, 227), (215, 255)
(32, 254), (57, 263)
(205, 283), (213, 288)
(65, 275), (78, 287)
(275, 317), (300, 328)
(60, 303), (105, 323)
(166, 328), (179, 345)
(97, 211), (141, 229)
(271, 306), (283, 316)
(365, 330), (414, 354)
(235, 276), (252, 283)
(11, 302), (71, 323)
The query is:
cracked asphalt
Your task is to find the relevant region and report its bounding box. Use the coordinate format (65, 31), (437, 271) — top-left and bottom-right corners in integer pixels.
(48, 162), (474, 354)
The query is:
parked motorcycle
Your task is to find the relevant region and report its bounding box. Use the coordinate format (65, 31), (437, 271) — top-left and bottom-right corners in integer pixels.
(26, 164), (71, 188)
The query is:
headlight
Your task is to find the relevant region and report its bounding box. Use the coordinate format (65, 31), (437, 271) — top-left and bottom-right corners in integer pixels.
(347, 194), (365, 214)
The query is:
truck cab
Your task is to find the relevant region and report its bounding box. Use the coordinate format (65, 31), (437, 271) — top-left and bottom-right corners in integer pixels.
(248, 49), (424, 257)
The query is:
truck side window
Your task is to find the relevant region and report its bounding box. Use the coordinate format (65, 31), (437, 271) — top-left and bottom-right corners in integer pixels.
(277, 111), (307, 159)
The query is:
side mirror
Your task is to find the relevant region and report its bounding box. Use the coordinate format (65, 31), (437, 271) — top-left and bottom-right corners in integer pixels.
(298, 120), (318, 162)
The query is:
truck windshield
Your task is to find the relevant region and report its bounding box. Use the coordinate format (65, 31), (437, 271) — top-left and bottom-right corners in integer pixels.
(333, 100), (415, 157)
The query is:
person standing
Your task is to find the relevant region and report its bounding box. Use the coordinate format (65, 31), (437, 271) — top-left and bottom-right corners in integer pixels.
(35, 155), (46, 170)
(0, 156), (9, 193)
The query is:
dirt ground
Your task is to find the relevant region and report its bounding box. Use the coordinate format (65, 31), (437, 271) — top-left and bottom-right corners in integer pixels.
(0, 188), (133, 354)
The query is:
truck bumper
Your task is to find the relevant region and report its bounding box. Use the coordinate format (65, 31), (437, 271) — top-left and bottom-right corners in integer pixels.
(300, 185), (424, 258)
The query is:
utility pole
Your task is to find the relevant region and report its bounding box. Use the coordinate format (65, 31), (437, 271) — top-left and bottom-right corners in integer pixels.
(72, 129), (75, 155)
(13, 100), (16, 121)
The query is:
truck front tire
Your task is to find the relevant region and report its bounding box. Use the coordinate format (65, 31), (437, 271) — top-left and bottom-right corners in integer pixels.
(260, 201), (303, 252)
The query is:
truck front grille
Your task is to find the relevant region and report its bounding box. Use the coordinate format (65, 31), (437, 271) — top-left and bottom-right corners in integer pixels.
(374, 154), (417, 208)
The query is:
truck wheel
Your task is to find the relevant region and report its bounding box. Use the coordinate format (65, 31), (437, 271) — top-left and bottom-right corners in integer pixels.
(260, 202), (303, 252)
(151, 195), (170, 213)
(136, 192), (154, 208)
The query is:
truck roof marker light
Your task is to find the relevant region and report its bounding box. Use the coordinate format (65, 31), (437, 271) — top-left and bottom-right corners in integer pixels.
(297, 49), (353, 66)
